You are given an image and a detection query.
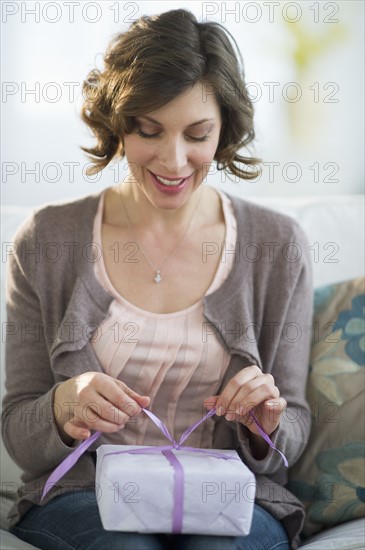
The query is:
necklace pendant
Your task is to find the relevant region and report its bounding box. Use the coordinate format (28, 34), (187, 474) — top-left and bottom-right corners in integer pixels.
(154, 271), (162, 284)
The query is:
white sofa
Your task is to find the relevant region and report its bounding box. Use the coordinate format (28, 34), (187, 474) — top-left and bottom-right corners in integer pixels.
(1, 194), (364, 550)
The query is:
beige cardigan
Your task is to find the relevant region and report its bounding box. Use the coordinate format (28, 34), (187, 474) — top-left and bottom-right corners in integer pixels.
(2, 189), (313, 549)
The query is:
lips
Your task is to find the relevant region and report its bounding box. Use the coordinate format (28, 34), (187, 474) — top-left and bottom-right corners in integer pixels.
(148, 170), (191, 194)
(150, 171), (190, 185)
(155, 175), (185, 186)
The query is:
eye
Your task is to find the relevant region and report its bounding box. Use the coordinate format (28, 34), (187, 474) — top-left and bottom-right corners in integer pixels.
(186, 135), (210, 143)
(137, 130), (160, 139)
(136, 129), (211, 142)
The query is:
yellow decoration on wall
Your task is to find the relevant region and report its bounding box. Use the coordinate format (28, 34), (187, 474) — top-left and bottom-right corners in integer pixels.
(284, 19), (348, 140)
(285, 20), (348, 71)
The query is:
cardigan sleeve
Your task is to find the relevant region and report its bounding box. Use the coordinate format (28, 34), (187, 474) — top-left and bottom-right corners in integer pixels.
(235, 221), (313, 477)
(1, 215), (78, 477)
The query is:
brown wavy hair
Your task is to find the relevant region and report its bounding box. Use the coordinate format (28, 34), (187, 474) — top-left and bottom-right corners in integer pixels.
(80, 9), (261, 179)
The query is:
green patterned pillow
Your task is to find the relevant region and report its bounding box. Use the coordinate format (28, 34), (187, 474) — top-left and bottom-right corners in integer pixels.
(288, 277), (365, 537)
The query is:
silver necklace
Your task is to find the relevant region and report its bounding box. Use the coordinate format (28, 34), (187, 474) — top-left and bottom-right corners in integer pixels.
(119, 188), (202, 283)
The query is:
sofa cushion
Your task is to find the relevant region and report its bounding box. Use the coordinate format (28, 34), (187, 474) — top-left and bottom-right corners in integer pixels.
(298, 518), (365, 549)
(0, 529), (40, 550)
(288, 277), (365, 537)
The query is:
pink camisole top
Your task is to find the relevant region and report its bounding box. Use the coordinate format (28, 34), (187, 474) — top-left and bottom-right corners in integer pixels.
(91, 188), (237, 449)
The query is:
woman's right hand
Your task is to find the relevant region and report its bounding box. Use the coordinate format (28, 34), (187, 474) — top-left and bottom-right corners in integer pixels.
(53, 372), (150, 444)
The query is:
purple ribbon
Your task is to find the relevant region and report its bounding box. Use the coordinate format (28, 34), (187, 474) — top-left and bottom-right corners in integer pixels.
(248, 410), (288, 467)
(41, 429), (101, 500)
(162, 450), (184, 533)
(41, 408), (217, 502)
(41, 406), (288, 514)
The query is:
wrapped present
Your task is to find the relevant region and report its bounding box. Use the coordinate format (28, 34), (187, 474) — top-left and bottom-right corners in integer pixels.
(95, 444), (256, 535)
(42, 407), (287, 536)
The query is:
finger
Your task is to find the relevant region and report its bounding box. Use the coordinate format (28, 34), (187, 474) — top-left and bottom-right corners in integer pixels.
(95, 376), (150, 417)
(239, 397), (287, 436)
(220, 375), (277, 419)
(65, 408), (126, 438)
(232, 380), (280, 419)
(121, 390), (150, 413)
(264, 397), (287, 423)
(115, 391), (150, 418)
(63, 418), (91, 441)
(203, 396), (219, 410)
(115, 379), (149, 403)
(84, 398), (130, 426)
(215, 365), (261, 415)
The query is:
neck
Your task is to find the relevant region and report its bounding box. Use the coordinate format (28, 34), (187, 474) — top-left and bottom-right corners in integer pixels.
(118, 177), (204, 235)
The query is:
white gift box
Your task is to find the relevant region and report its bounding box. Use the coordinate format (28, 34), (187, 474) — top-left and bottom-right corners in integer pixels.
(96, 444), (256, 536)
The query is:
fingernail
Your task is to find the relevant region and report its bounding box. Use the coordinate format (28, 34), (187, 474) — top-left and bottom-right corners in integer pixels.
(225, 413), (235, 421)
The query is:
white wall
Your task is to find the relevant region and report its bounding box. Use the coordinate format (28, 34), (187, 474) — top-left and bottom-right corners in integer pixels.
(1, 0), (364, 206)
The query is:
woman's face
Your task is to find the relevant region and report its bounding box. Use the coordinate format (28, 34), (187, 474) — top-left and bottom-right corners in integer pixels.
(122, 81), (222, 211)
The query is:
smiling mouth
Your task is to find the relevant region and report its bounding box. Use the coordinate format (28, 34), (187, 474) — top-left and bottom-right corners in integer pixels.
(149, 171), (191, 187)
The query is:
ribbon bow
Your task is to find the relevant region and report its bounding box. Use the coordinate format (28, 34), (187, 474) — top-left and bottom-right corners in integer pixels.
(41, 407), (287, 504)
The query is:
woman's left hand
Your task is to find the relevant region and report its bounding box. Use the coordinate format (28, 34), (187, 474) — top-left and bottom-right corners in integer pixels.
(204, 365), (287, 437)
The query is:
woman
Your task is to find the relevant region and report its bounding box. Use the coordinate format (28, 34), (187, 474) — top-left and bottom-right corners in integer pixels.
(2, 9), (313, 550)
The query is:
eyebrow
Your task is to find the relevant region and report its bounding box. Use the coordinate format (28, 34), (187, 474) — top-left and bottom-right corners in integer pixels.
(137, 116), (215, 128)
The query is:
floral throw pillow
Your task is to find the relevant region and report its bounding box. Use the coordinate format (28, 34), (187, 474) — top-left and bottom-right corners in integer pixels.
(287, 277), (365, 537)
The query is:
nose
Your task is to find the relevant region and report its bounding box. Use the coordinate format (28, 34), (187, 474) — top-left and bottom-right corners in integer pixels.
(158, 136), (188, 174)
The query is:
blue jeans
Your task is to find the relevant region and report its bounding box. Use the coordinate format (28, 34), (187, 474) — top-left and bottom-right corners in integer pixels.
(11, 490), (290, 550)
